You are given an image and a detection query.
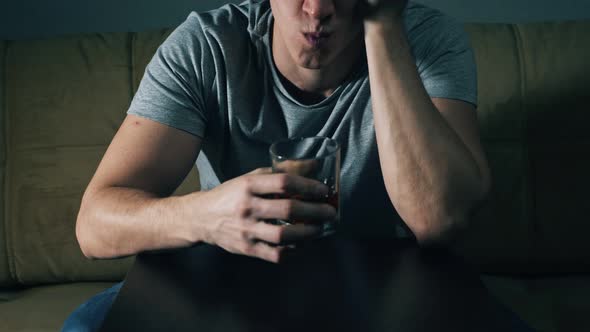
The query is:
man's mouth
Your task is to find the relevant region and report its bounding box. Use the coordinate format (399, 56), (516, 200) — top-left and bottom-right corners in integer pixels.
(303, 32), (331, 47)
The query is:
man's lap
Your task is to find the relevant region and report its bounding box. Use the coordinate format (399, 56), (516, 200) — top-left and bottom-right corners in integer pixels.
(60, 280), (535, 332)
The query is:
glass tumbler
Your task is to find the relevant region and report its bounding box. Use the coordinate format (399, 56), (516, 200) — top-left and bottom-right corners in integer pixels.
(269, 136), (341, 237)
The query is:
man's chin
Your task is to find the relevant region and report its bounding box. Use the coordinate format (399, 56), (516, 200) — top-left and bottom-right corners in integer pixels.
(298, 56), (325, 70)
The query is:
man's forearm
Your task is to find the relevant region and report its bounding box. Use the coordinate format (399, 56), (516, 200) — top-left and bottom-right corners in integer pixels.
(364, 20), (486, 243)
(76, 187), (206, 259)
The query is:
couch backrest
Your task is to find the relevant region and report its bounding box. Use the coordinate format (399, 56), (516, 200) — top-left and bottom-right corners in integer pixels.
(0, 31), (197, 287)
(1, 21), (589, 286)
(455, 21), (590, 274)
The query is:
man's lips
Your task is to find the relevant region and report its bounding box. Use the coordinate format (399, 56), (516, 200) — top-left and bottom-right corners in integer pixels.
(305, 32), (330, 38)
(303, 32), (331, 47)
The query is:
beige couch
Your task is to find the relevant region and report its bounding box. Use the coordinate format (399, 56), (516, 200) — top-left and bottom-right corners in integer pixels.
(1, 21), (589, 332)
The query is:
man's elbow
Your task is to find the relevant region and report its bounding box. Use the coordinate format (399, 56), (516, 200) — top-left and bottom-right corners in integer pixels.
(412, 184), (491, 246)
(75, 203), (101, 260)
(76, 220), (96, 260)
(411, 214), (465, 247)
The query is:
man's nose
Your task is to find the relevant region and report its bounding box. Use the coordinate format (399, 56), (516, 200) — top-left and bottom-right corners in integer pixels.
(302, 0), (335, 21)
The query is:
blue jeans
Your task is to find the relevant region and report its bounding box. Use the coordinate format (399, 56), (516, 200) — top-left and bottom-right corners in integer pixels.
(61, 282), (124, 332)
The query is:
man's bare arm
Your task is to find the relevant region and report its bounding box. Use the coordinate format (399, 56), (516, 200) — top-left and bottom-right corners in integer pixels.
(76, 115), (205, 258)
(76, 115), (335, 261)
(363, 3), (491, 244)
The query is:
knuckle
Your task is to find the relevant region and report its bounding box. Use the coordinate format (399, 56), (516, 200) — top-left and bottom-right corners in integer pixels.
(241, 176), (254, 192)
(234, 199), (253, 218)
(238, 228), (251, 241)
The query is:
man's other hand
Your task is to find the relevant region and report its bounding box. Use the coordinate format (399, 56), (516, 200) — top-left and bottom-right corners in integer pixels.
(194, 168), (337, 264)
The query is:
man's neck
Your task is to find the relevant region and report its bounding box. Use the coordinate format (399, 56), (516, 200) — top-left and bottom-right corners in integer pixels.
(271, 26), (364, 105)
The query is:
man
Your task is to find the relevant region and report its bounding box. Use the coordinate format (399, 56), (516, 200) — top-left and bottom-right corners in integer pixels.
(63, 0), (491, 330)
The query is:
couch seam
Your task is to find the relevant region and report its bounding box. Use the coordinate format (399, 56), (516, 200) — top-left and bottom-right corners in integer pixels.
(1, 40), (17, 284)
(510, 24), (535, 266)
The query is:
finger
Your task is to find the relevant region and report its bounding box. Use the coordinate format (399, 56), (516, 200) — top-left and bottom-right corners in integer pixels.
(249, 220), (322, 245)
(251, 197), (337, 223)
(279, 223), (325, 244)
(247, 173), (329, 199)
(248, 241), (286, 264)
(247, 167), (272, 175)
(273, 159), (318, 177)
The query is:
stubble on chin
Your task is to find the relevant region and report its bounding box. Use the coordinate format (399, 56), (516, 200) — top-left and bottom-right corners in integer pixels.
(295, 44), (329, 70)
(298, 55), (323, 70)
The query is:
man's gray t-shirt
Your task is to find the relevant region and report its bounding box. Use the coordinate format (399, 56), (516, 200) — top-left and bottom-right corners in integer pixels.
(128, 0), (477, 238)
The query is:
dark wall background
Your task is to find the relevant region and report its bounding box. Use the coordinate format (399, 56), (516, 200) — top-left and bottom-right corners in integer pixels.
(1, 0), (590, 40)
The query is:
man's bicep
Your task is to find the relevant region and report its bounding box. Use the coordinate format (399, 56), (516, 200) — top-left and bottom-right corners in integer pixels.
(87, 114), (202, 198)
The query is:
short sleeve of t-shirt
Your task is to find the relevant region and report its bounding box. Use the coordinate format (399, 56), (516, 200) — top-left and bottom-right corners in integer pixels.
(127, 13), (213, 138)
(405, 4), (478, 106)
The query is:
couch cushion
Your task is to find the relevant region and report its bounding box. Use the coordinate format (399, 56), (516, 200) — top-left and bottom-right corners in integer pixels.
(1, 30), (200, 286)
(3, 33), (135, 286)
(466, 24), (526, 141)
(454, 21), (590, 274)
(131, 29), (173, 94)
(519, 22), (590, 271)
(3, 32), (200, 286)
(482, 275), (590, 332)
(0, 282), (116, 331)
(453, 23), (534, 272)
